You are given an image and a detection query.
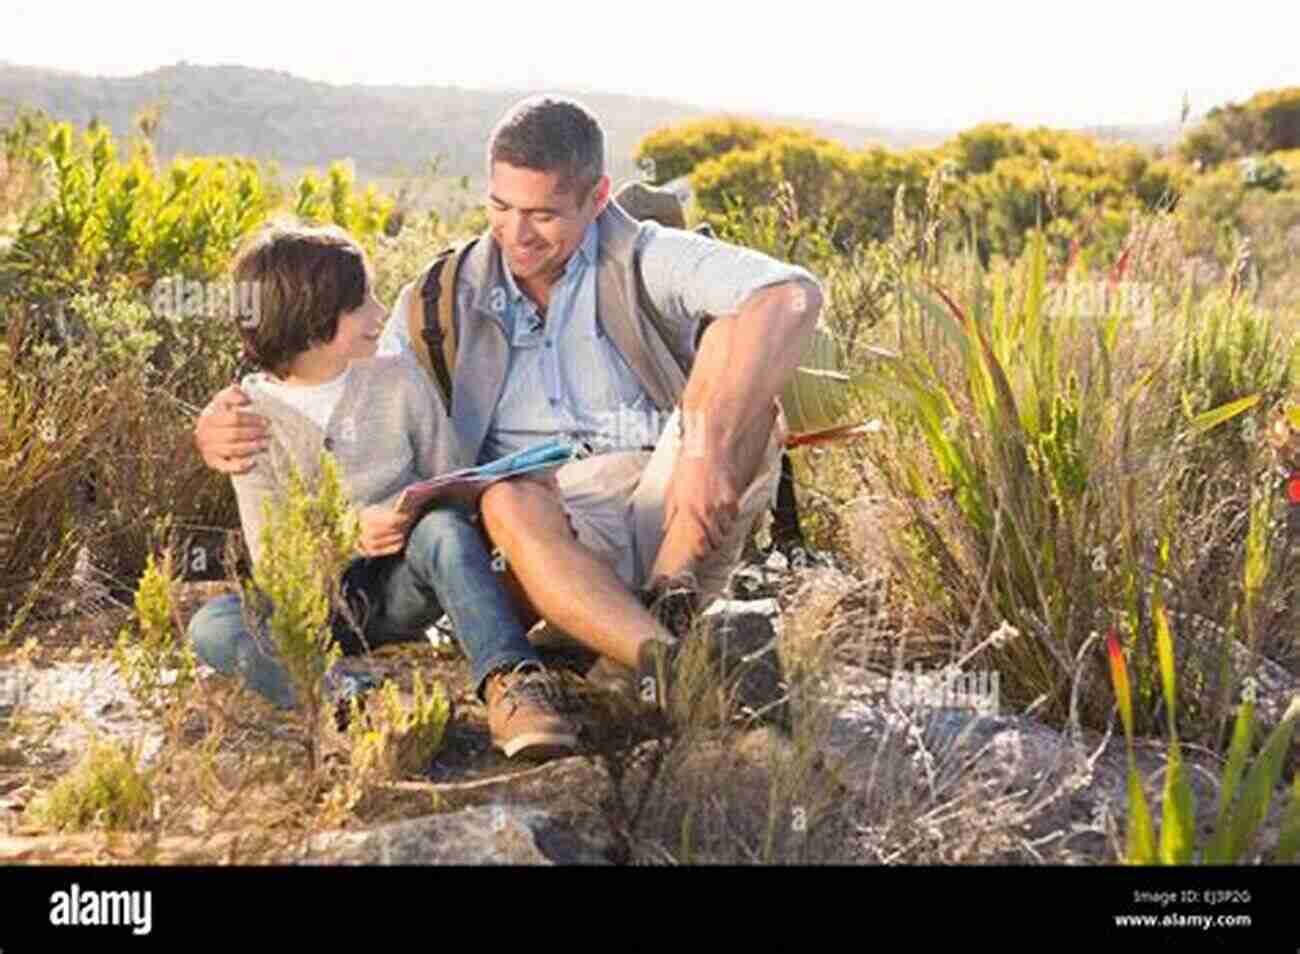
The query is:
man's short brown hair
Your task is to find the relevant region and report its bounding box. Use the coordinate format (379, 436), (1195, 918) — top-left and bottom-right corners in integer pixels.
(231, 222), (369, 376)
(487, 95), (605, 201)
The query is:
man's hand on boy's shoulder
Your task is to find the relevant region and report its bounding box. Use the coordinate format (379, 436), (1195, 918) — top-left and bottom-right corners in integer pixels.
(195, 384), (271, 475)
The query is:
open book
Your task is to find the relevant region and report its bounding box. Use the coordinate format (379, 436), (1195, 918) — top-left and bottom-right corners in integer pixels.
(393, 437), (588, 515)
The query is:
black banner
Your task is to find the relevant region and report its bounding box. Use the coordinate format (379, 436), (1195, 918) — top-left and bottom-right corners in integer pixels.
(0, 864), (1295, 949)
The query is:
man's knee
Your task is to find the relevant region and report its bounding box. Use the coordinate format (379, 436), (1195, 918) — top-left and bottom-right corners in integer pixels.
(480, 477), (560, 532)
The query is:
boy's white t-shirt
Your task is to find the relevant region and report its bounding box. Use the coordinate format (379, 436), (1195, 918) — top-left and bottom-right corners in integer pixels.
(252, 367), (351, 433)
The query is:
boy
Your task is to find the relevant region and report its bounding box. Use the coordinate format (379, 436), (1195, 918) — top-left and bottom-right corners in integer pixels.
(186, 222), (578, 760)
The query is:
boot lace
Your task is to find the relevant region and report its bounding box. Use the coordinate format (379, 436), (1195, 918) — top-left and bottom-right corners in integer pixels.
(498, 662), (571, 715)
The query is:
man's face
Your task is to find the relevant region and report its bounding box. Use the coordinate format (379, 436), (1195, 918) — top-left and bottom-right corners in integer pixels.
(487, 162), (610, 286)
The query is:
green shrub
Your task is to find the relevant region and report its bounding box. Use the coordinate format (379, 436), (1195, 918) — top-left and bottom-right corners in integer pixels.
(0, 285), (243, 622)
(848, 233), (1276, 736)
(1177, 87), (1300, 171)
(0, 121), (273, 313)
(949, 123), (1026, 175)
(369, 210), (463, 308)
(692, 136), (931, 250)
(0, 117), (397, 347)
(243, 452), (361, 774)
(0, 310), (139, 623)
(633, 116), (779, 184)
(1241, 156), (1288, 192)
(27, 737), (155, 833)
(1107, 624), (1300, 864)
(113, 540), (198, 713)
(1163, 290), (1296, 525)
(345, 673), (450, 784)
(292, 161), (395, 253)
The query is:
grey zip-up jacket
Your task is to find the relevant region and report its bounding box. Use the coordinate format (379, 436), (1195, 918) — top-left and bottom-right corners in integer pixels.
(230, 350), (464, 571)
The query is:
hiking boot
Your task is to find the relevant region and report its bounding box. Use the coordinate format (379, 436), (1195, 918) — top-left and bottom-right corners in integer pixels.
(641, 574), (700, 643)
(528, 621), (598, 674)
(634, 635), (683, 716)
(484, 662), (578, 761)
(639, 580), (791, 731)
(583, 655), (638, 698)
(576, 579), (698, 709)
(629, 575), (702, 719)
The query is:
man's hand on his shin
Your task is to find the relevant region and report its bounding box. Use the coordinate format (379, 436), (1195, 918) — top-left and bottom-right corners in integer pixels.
(663, 449), (741, 561)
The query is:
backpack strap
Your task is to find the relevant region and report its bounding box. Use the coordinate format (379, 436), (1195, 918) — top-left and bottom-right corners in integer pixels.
(406, 239), (477, 407)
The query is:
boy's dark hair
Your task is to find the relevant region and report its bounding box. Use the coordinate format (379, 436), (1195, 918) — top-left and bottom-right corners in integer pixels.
(231, 222), (369, 376)
(487, 95), (605, 202)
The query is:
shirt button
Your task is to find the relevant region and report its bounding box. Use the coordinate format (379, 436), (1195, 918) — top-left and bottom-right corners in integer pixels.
(549, 398), (558, 407)
(545, 340), (552, 348)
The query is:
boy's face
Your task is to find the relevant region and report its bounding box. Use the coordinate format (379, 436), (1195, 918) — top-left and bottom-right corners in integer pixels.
(328, 288), (387, 362)
(487, 162), (610, 288)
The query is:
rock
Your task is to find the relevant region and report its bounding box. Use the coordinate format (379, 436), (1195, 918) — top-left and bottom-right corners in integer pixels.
(1225, 641), (1299, 732)
(778, 566), (878, 677)
(702, 598), (779, 621)
(698, 600), (787, 728)
(9, 661), (163, 765)
(727, 563), (770, 599)
(301, 806), (607, 865)
(1162, 623), (1300, 735)
(812, 664), (1273, 862)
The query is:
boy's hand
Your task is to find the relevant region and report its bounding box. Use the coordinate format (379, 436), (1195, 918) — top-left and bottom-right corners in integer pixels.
(358, 506), (415, 557)
(195, 385), (269, 475)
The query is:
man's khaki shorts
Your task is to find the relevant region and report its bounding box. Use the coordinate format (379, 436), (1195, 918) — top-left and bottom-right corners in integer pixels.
(550, 404), (787, 606)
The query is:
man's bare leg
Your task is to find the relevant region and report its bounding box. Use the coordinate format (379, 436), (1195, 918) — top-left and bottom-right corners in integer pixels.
(479, 477), (671, 669)
(648, 317), (780, 586)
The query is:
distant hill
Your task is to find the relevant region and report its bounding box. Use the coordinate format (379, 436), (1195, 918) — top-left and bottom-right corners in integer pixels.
(1080, 122), (1185, 149)
(0, 62), (1183, 188)
(0, 62), (935, 185)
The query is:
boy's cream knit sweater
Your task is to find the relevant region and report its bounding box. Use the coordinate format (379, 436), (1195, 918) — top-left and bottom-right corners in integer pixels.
(231, 350), (464, 570)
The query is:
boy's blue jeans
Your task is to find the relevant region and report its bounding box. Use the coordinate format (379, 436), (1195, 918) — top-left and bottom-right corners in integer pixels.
(186, 505), (541, 709)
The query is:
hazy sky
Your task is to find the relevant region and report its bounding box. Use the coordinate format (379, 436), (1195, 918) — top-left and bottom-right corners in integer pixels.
(6, 0), (1299, 130)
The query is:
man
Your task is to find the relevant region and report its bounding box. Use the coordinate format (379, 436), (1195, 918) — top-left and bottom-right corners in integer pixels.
(193, 94), (823, 756)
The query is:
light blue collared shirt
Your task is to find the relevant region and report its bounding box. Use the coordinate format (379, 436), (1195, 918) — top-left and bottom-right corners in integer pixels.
(480, 222), (659, 461)
(378, 215), (821, 464)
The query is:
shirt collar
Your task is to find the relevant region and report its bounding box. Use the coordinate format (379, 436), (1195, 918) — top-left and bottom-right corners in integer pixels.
(573, 220), (598, 269)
